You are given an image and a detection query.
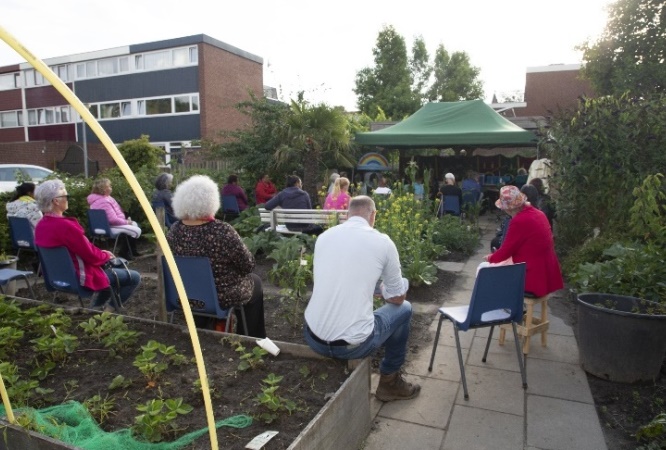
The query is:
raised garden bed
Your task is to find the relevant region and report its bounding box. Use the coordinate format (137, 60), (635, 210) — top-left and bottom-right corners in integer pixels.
(0, 298), (371, 450)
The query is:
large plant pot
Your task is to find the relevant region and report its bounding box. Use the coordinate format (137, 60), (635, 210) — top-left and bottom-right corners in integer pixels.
(577, 293), (666, 383)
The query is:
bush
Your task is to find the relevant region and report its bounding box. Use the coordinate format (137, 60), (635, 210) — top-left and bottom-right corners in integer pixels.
(432, 215), (481, 256)
(560, 231), (625, 278)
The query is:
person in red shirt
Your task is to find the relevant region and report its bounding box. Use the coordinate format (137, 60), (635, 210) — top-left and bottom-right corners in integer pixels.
(484, 185), (563, 297)
(254, 174), (277, 205)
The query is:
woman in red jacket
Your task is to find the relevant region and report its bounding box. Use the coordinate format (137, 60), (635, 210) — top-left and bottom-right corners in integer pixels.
(254, 174), (277, 205)
(484, 185), (563, 297)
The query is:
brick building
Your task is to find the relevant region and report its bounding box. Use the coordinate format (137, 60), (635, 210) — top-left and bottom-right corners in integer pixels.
(0, 34), (266, 172)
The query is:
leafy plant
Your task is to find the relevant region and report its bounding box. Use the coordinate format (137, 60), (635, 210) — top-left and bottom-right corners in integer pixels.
(79, 312), (142, 356)
(431, 215), (480, 256)
(30, 329), (79, 364)
(230, 339), (268, 372)
(268, 239), (314, 326)
(83, 393), (117, 425)
(255, 373), (299, 424)
(0, 362), (39, 406)
(0, 326), (24, 360)
(243, 231), (281, 257)
(109, 375), (132, 391)
(132, 397), (193, 443)
(636, 413), (666, 447)
(133, 340), (187, 387)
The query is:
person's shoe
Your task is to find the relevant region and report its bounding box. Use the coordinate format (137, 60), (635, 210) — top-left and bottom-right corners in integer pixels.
(375, 371), (421, 402)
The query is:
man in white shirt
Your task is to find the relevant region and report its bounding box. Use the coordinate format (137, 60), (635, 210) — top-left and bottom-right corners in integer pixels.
(303, 195), (420, 401)
(372, 176), (392, 196)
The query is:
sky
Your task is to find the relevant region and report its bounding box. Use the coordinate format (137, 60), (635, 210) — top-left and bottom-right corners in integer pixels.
(0, 0), (613, 111)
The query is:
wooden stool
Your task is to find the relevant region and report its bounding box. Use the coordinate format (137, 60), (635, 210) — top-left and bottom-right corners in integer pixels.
(499, 295), (550, 354)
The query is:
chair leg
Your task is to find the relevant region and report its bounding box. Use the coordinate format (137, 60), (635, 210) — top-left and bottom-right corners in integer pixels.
(512, 322), (528, 389)
(21, 274), (35, 299)
(453, 325), (470, 400)
(482, 326), (494, 362)
(428, 315), (444, 371)
(239, 307), (248, 336)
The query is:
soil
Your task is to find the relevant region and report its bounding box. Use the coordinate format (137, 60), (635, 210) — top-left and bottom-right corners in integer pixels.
(12, 240), (666, 449)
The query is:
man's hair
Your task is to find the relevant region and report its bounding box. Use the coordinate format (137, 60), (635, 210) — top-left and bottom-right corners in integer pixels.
(348, 195), (375, 220)
(35, 179), (65, 213)
(286, 175), (301, 188)
(172, 175), (220, 220)
(227, 174), (238, 184)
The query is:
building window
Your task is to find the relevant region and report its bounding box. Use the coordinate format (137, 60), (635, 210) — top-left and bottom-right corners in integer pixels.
(86, 61), (97, 77)
(189, 46), (198, 63)
(134, 55), (143, 70)
(119, 56), (129, 72)
(0, 111), (19, 128)
(173, 48), (189, 66)
(144, 51), (169, 70)
(56, 65), (69, 81)
(100, 103), (121, 119)
(121, 101), (132, 116)
(191, 94), (200, 111)
(28, 110), (37, 125)
(174, 95), (191, 113)
(146, 98), (171, 115)
(88, 104), (99, 119)
(76, 63), (86, 79)
(98, 58), (118, 76)
(0, 73), (18, 90)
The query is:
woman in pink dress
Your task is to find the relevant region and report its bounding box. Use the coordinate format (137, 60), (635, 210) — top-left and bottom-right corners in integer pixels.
(324, 177), (351, 210)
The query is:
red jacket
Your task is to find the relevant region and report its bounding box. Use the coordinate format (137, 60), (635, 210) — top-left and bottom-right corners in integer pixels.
(255, 181), (277, 205)
(489, 205), (563, 297)
(35, 215), (111, 291)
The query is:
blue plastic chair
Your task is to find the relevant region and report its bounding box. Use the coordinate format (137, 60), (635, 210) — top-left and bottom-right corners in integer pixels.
(439, 195), (461, 217)
(8, 216), (38, 261)
(37, 245), (121, 309)
(87, 209), (129, 254)
(222, 195), (241, 221)
(161, 255), (247, 333)
(0, 268), (35, 298)
(428, 263), (528, 400)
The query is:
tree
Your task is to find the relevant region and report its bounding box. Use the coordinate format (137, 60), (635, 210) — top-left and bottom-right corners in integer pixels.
(274, 94), (356, 200)
(410, 36), (431, 105)
(117, 135), (164, 172)
(579, 0), (666, 96)
(354, 25), (420, 119)
(428, 45), (484, 102)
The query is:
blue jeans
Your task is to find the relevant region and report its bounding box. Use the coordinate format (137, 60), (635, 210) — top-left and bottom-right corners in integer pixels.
(304, 301), (413, 375)
(91, 268), (141, 308)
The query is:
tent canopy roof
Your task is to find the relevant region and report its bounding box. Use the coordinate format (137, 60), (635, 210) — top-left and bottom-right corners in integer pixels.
(354, 100), (538, 148)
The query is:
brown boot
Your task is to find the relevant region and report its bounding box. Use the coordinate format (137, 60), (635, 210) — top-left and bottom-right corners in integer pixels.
(375, 372), (421, 401)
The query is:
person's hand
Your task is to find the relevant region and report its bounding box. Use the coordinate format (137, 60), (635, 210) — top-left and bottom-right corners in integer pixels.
(483, 254), (491, 262)
(385, 294), (406, 305)
(102, 250), (114, 260)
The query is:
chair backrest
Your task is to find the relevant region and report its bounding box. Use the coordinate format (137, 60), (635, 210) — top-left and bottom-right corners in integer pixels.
(222, 195), (240, 214)
(460, 263), (526, 331)
(8, 216), (36, 251)
(37, 245), (91, 299)
(442, 195), (461, 215)
(87, 209), (112, 238)
(161, 255), (229, 319)
(462, 190), (481, 207)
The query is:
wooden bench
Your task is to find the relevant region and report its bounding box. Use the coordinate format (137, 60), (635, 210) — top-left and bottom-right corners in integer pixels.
(258, 208), (347, 234)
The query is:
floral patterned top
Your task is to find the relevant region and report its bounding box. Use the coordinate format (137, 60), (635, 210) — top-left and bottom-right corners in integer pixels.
(167, 220), (255, 308)
(6, 196), (43, 228)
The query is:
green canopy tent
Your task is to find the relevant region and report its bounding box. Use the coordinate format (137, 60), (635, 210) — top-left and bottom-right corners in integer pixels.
(354, 100), (537, 148)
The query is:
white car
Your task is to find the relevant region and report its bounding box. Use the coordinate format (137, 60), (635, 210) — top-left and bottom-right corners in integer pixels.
(0, 164), (54, 194)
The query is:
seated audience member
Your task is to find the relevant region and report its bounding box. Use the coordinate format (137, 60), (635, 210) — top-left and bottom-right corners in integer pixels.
(6, 182), (43, 228)
(324, 177), (351, 210)
(304, 196), (420, 402)
(412, 176), (425, 201)
(520, 184), (539, 206)
(484, 185), (563, 297)
(373, 176), (392, 196)
(461, 171), (481, 193)
(265, 175), (323, 235)
(87, 178), (142, 260)
(221, 174), (249, 211)
(438, 172), (462, 216)
(34, 180), (141, 311)
(167, 175), (266, 338)
(254, 174), (277, 205)
(151, 173), (175, 217)
(328, 172), (340, 195)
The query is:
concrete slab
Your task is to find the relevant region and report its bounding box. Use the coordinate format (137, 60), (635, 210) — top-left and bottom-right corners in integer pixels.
(467, 335), (524, 373)
(527, 395), (607, 450)
(435, 261), (466, 272)
(493, 330), (580, 365)
(441, 290), (473, 306)
(406, 344), (463, 382)
(411, 302), (440, 315)
(363, 417), (445, 450)
(454, 365), (526, 416)
(442, 404), (524, 450)
(526, 359), (593, 404)
(378, 377), (458, 429)
(426, 321), (475, 349)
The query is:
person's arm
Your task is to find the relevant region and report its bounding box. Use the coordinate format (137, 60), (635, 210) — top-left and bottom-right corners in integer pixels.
(264, 192), (280, 210)
(102, 197), (128, 226)
(60, 220), (111, 266)
(488, 216), (523, 263)
(381, 238), (407, 305)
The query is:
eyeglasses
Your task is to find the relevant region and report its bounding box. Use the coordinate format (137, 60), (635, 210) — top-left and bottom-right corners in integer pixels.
(54, 195), (70, 200)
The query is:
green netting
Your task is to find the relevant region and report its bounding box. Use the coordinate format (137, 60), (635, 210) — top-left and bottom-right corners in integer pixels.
(0, 401), (252, 450)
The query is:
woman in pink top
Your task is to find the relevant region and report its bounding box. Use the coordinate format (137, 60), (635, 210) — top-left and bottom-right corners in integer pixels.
(324, 177), (351, 210)
(87, 178), (142, 259)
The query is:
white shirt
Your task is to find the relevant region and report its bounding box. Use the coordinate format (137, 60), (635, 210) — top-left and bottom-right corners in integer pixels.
(373, 186), (392, 195)
(304, 216), (406, 344)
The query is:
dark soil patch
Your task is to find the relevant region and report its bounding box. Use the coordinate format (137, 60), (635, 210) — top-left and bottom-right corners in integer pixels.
(548, 287), (666, 450)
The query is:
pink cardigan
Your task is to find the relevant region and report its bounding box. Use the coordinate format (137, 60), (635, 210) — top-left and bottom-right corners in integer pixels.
(35, 215), (111, 291)
(324, 192), (351, 210)
(87, 193), (127, 226)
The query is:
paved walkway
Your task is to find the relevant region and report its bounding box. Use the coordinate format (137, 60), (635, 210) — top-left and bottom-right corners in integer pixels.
(363, 215), (608, 450)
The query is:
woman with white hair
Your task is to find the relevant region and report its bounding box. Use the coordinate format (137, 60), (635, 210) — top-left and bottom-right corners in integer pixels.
(167, 175), (266, 338)
(34, 179), (141, 312)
